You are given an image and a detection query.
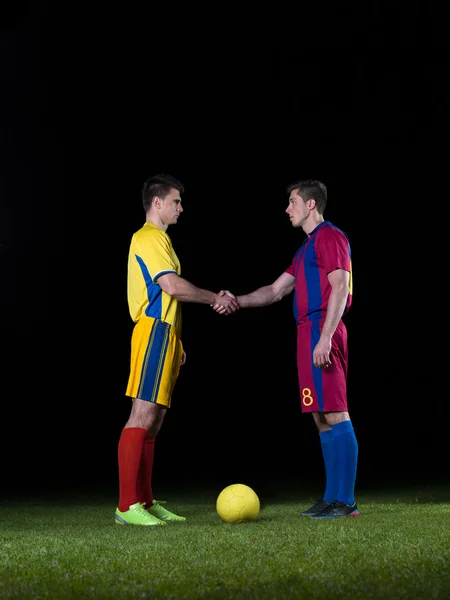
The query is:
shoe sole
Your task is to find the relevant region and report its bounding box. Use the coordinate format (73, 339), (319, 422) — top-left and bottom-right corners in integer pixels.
(114, 515), (166, 526)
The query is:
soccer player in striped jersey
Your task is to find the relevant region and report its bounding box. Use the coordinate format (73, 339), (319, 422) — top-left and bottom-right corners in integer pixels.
(213, 179), (359, 519)
(115, 174), (239, 526)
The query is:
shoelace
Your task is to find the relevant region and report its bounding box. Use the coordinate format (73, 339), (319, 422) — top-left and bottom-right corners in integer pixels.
(318, 500), (341, 514)
(141, 500), (167, 509)
(133, 503), (151, 516)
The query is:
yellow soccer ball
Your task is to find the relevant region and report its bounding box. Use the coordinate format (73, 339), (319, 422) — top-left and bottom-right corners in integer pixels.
(216, 483), (260, 524)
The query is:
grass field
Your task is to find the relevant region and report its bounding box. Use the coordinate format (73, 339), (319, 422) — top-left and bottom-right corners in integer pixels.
(1, 483), (449, 599)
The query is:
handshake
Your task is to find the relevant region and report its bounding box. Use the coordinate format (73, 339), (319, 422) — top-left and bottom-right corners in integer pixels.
(211, 290), (239, 315)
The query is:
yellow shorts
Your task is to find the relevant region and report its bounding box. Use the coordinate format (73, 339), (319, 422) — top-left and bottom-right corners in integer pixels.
(125, 316), (183, 407)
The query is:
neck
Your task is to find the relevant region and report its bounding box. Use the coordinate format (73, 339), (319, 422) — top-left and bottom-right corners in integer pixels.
(146, 213), (167, 232)
(303, 214), (324, 236)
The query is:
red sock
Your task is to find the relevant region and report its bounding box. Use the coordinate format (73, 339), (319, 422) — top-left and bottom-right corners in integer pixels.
(137, 434), (155, 507)
(117, 427), (147, 512)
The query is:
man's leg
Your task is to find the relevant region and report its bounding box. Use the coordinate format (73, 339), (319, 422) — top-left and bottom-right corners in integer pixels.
(331, 418), (358, 505)
(115, 400), (167, 526)
(117, 426), (147, 512)
(137, 433), (156, 507)
(126, 400), (186, 522)
(310, 412), (359, 518)
(319, 430), (339, 502)
(135, 404), (166, 507)
(299, 413), (338, 516)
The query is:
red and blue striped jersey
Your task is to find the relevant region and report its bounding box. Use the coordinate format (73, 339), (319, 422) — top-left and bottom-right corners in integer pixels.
(285, 220), (353, 325)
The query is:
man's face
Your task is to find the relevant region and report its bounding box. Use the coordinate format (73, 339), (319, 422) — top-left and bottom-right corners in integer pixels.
(160, 188), (183, 225)
(286, 191), (309, 227)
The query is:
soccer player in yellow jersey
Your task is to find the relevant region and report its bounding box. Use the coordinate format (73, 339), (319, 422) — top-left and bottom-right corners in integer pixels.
(115, 174), (239, 526)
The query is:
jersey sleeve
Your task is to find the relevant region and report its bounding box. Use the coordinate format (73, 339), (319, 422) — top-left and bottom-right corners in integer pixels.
(318, 228), (351, 274)
(136, 230), (178, 282)
(285, 262), (295, 277)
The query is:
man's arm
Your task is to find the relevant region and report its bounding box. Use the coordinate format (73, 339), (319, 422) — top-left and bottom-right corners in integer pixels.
(213, 272), (296, 312)
(237, 272), (296, 307)
(320, 269), (350, 339)
(313, 268), (350, 368)
(158, 273), (239, 313)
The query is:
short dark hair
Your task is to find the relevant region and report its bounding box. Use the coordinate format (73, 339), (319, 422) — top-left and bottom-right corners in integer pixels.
(286, 179), (327, 215)
(142, 174), (185, 212)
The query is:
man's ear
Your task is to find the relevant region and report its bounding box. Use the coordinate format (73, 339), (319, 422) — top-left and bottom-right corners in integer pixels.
(154, 196), (162, 209)
(309, 198), (316, 210)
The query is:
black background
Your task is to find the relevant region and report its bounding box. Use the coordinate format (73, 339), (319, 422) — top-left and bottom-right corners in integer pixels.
(1, 3), (447, 499)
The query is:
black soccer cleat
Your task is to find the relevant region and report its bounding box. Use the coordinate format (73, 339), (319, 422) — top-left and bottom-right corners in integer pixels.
(309, 500), (359, 519)
(298, 499), (331, 517)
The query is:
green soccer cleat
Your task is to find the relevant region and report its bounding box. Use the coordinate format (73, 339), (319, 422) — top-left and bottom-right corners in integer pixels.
(147, 499), (186, 522)
(115, 502), (167, 526)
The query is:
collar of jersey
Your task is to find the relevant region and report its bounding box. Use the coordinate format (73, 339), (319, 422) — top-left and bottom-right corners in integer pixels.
(307, 220), (330, 237)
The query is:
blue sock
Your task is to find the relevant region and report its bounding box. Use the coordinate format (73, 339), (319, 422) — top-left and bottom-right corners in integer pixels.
(331, 420), (358, 506)
(319, 429), (338, 503)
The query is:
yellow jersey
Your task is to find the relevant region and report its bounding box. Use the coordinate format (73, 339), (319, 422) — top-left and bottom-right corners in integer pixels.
(127, 222), (182, 338)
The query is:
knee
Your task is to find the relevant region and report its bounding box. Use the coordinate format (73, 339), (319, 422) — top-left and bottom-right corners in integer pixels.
(324, 411), (350, 427)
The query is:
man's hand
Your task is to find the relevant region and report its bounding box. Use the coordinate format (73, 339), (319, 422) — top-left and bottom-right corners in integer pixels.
(313, 337), (332, 369)
(211, 290), (239, 315)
